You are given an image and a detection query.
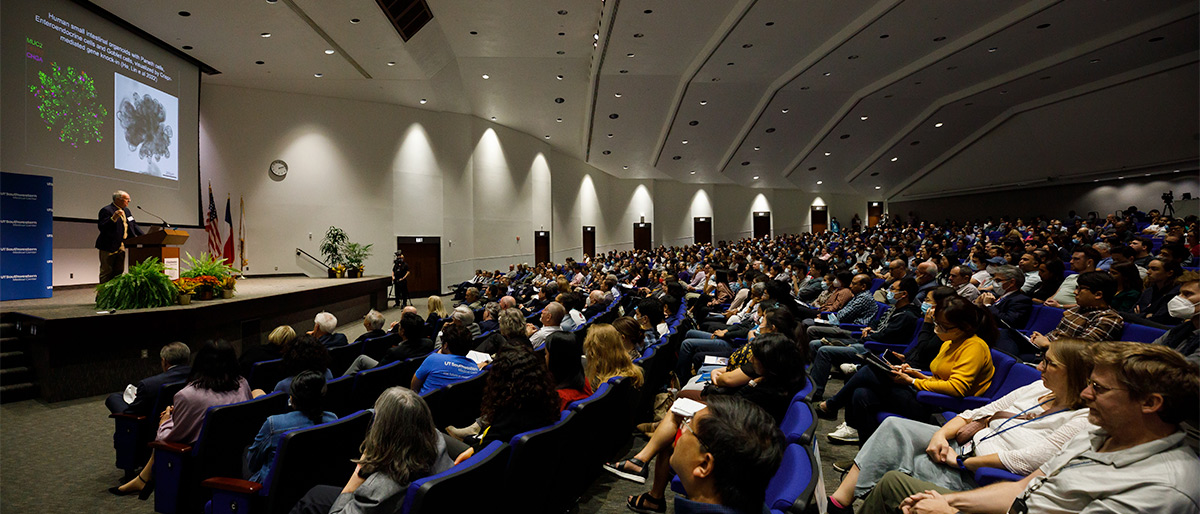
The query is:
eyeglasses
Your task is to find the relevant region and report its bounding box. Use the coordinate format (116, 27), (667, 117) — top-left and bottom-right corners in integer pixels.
(1085, 378), (1125, 396)
(933, 320), (958, 332)
(680, 416), (709, 449)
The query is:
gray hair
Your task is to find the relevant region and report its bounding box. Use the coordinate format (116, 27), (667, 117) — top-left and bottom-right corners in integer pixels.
(1093, 242), (1111, 252)
(314, 312), (337, 333)
(364, 309), (386, 331)
(112, 190), (129, 202)
(160, 342), (190, 366)
(452, 305), (475, 325)
(750, 281), (766, 297)
(544, 301), (566, 325)
(498, 308), (526, 337)
(993, 265), (1025, 289)
(484, 302), (501, 320)
(355, 386), (439, 484)
(466, 287), (480, 299)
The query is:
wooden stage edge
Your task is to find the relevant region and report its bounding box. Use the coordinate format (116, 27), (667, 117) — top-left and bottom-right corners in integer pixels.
(0, 276), (390, 402)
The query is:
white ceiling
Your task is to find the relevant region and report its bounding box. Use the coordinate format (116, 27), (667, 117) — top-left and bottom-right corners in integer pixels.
(91, 0), (1200, 199)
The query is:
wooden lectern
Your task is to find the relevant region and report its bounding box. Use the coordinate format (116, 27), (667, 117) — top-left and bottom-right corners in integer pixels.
(126, 229), (189, 279)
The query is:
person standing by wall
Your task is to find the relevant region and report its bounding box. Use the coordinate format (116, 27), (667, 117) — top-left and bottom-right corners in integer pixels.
(392, 250), (410, 308)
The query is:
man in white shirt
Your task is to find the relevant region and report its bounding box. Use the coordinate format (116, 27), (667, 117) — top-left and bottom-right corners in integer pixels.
(527, 301), (565, 348)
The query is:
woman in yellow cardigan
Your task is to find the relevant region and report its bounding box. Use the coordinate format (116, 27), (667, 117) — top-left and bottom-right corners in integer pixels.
(817, 295), (996, 444)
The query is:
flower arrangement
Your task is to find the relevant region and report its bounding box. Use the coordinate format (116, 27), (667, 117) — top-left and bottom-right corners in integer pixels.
(221, 276), (237, 293)
(174, 277), (198, 296)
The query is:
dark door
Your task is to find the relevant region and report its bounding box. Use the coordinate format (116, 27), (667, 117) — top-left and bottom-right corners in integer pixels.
(811, 206), (828, 234)
(753, 212), (771, 239)
(535, 231), (550, 265)
(582, 226), (596, 259)
(867, 202), (884, 227)
(633, 223), (652, 251)
(395, 236), (441, 296)
(693, 217), (712, 245)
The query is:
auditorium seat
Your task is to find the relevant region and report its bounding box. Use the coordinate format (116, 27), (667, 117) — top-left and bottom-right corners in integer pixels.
(504, 411), (578, 514)
(863, 319), (925, 356)
(150, 391), (289, 514)
(780, 399), (817, 445)
(322, 375), (356, 417)
(248, 358), (287, 392)
(361, 332), (398, 361)
(974, 466), (1025, 487)
(1021, 305), (1064, 335)
(1120, 322), (1167, 344)
(913, 349), (1023, 414)
(421, 370), (488, 431)
(200, 410), (372, 514)
(763, 444), (821, 514)
(327, 341), (364, 377)
(350, 354), (429, 411)
(111, 380), (186, 480)
(869, 278), (885, 293)
(400, 440), (511, 514)
(567, 377), (637, 473)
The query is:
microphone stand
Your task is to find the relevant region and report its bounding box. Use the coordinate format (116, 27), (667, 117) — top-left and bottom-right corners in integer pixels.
(137, 206), (172, 229)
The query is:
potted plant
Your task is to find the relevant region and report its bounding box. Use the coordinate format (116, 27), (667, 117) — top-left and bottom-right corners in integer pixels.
(220, 276), (237, 299)
(96, 258), (178, 310)
(320, 226), (348, 278)
(342, 242), (373, 278)
(174, 277), (197, 305)
(181, 252), (237, 300)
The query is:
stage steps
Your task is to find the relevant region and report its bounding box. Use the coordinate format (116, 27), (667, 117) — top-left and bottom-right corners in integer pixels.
(0, 323), (38, 403)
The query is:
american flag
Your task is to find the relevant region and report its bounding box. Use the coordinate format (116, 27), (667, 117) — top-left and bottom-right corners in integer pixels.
(222, 196), (235, 264)
(205, 182), (221, 256)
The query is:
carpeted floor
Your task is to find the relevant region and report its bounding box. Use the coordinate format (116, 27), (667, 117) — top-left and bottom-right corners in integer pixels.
(0, 299), (863, 513)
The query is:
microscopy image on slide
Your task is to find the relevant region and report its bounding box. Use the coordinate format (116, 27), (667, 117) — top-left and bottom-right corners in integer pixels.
(28, 62), (107, 148)
(113, 72), (178, 180)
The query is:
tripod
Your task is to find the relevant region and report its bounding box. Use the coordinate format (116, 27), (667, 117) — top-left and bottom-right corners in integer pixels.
(1163, 200), (1176, 218)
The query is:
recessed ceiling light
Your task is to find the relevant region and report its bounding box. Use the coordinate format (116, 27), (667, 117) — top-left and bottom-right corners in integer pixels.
(314, 73), (323, 77)
(1093, 179), (1099, 182)
(594, 33), (600, 40)
(682, 140), (689, 144)
(933, 36), (946, 41)
(556, 50), (565, 55)
(350, 18), (361, 24)
(823, 72), (832, 76)
(808, 167), (817, 171)
(260, 32), (271, 38)
(765, 128), (775, 133)
(875, 185), (881, 189)
(255, 60), (264, 65)
(623, 166), (629, 169)
(699, 100), (708, 105)
(839, 134), (850, 139)
(847, 55), (859, 60)
(742, 43), (753, 48)
(607, 133), (614, 138)
(879, 34), (889, 39)
(753, 146), (761, 151)
(644, 9), (652, 13)
(988, 47), (998, 52)
(557, 9), (568, 15)
(871, 172), (879, 176)
(419, 99), (427, 104)
(781, 108), (789, 113)
(609, 113), (619, 119)
(727, 62), (735, 66)
(689, 120), (698, 126)
(554, 97), (564, 104)
(544, 135), (550, 139)
(1089, 58), (1101, 64)
(490, 116), (496, 120)
(1145, 173), (1151, 176)
(633, 33), (644, 38)
(557, 32), (565, 36)
(1036, 23), (1051, 29)
(860, 116), (868, 121)
(753, 176), (759, 180)
(556, 118), (563, 122)
(325, 49), (335, 55)
(1174, 169), (1180, 172)
(627, 53), (635, 57)
(481, 74), (489, 79)
(470, 31), (478, 35)
(765, 22), (774, 26)
(620, 70), (629, 74)
(690, 170), (696, 174)
(603, 150), (612, 155)
(816, 181), (823, 185)
(178, 11), (191, 16)
(890, 157), (898, 162)
(824, 152), (831, 156)
(741, 162), (750, 166)
(672, 156), (681, 160)
(556, 75), (563, 80)
(1118, 176), (1124, 179)
(614, 93), (622, 97)
(934, 122), (944, 128)
(387, 61), (396, 66)
(182, 45), (193, 50)
(1149, 36), (1165, 42)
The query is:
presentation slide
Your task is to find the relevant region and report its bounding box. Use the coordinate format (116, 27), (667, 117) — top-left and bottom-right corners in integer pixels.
(1, 0), (202, 225)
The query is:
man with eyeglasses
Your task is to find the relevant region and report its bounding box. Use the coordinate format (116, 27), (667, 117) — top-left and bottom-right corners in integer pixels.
(1030, 271), (1123, 349)
(947, 265), (981, 303)
(1045, 246), (1101, 309)
(860, 341), (1199, 514)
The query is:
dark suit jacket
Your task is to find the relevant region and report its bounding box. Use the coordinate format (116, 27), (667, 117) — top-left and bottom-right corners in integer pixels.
(125, 365), (191, 416)
(989, 292), (1034, 356)
(379, 338), (434, 366)
(582, 302), (608, 319)
(354, 329), (387, 344)
(95, 204), (144, 252)
(319, 332), (349, 349)
(478, 320), (499, 333)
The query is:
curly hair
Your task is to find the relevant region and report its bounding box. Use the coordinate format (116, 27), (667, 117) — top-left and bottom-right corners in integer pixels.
(281, 334), (331, 377)
(584, 324), (644, 389)
(479, 349), (561, 427)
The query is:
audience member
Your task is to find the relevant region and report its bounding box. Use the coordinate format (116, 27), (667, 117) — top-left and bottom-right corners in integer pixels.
(1151, 271), (1199, 363)
(1030, 271), (1123, 348)
(1134, 258), (1184, 325)
(262, 335), (332, 395)
(342, 312), (433, 375)
(459, 347), (561, 452)
(1106, 261), (1143, 312)
(239, 325), (293, 378)
(583, 323), (645, 390)
(244, 370), (336, 484)
(352, 310), (387, 343)
(310, 312), (348, 349)
(425, 295), (448, 325)
(947, 265), (981, 303)
(976, 265), (1033, 356)
(411, 324), (480, 395)
(106, 342), (191, 415)
(545, 332), (591, 410)
(527, 301), (565, 348)
(1045, 246), (1099, 309)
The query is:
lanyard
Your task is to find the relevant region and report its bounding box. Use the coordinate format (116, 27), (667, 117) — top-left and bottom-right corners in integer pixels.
(978, 398), (1066, 444)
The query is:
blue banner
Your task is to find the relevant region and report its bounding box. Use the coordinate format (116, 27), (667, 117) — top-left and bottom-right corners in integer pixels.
(1, 173), (53, 300)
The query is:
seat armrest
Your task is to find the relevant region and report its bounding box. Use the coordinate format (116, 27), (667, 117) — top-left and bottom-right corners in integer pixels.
(863, 342), (906, 354)
(148, 440), (193, 454)
(109, 412), (148, 421)
(202, 477), (263, 494)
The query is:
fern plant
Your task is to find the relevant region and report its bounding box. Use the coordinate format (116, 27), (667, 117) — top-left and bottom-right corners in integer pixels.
(96, 258), (178, 310)
(180, 252), (237, 280)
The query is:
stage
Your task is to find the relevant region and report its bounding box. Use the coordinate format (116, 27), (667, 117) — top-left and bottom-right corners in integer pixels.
(0, 275), (389, 402)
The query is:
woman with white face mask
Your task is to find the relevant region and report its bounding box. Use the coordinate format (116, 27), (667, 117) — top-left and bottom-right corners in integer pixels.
(1149, 274), (1200, 364)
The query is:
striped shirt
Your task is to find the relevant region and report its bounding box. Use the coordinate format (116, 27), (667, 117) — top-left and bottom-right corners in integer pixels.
(832, 291), (877, 326)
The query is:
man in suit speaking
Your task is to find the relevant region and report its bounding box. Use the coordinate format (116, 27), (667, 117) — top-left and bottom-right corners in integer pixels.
(96, 190), (144, 283)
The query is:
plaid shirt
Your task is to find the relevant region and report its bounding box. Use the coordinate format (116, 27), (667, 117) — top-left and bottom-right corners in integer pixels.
(1047, 305), (1124, 343)
(832, 291), (877, 326)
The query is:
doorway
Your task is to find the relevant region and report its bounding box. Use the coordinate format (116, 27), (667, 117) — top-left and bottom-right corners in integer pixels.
(811, 206), (828, 234)
(693, 217), (712, 245)
(395, 236), (441, 296)
(868, 202), (884, 227)
(633, 223), (652, 251)
(752, 212), (771, 239)
(582, 226), (596, 259)
(535, 231), (550, 265)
